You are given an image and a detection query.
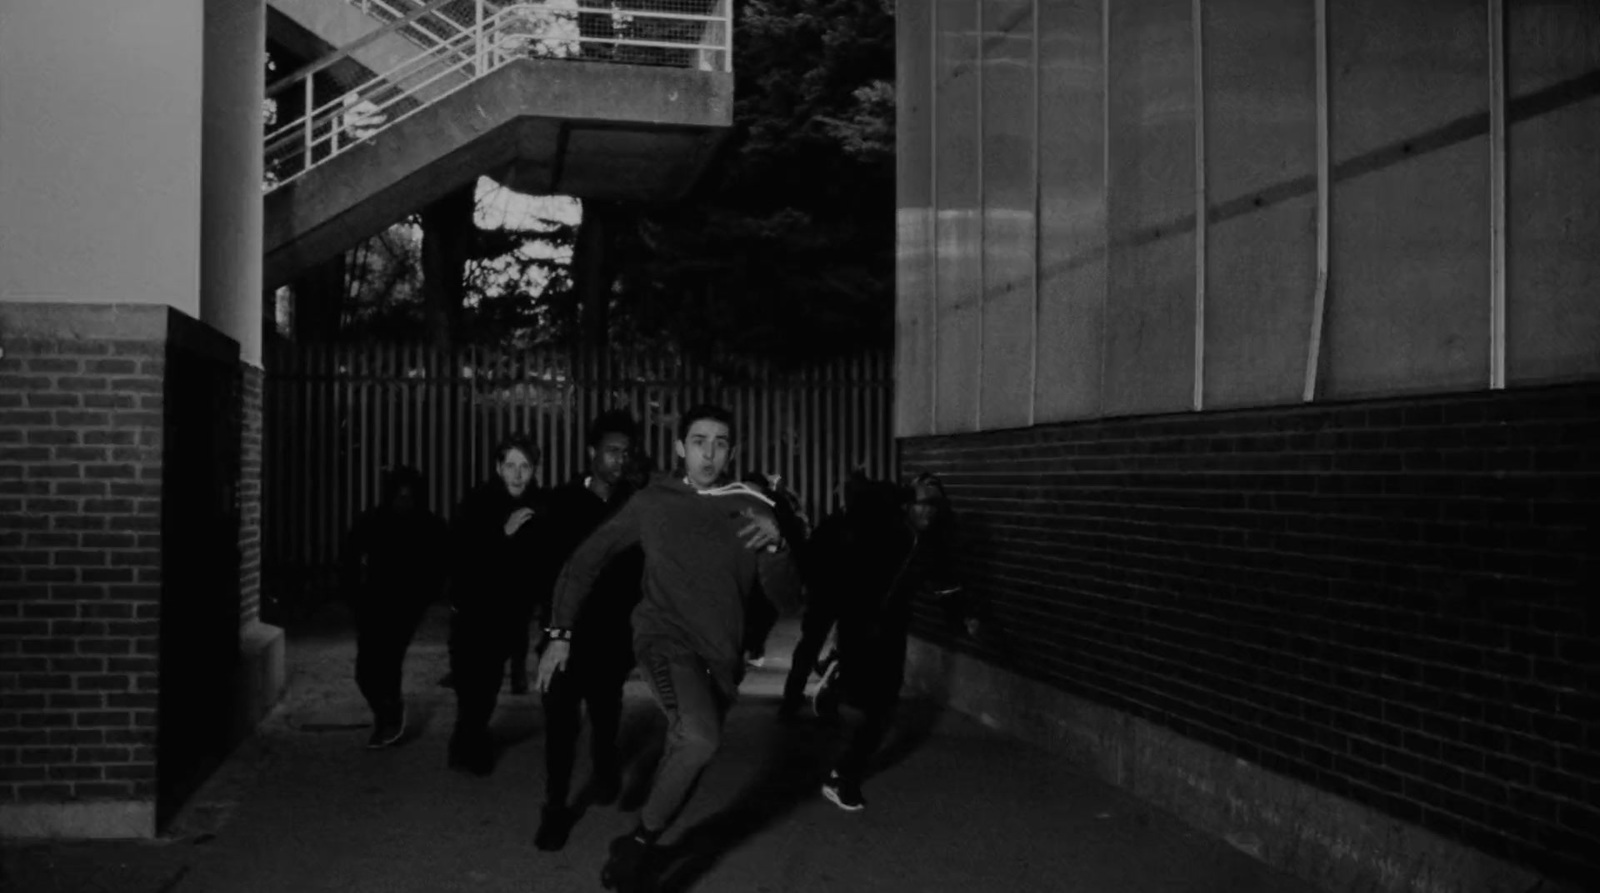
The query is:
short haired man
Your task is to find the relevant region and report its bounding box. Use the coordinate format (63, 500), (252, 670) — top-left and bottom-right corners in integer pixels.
(530, 410), (643, 850)
(537, 403), (802, 892)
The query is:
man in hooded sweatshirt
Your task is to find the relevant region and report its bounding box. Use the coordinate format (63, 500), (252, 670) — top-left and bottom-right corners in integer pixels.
(812, 473), (957, 813)
(341, 466), (449, 749)
(536, 403), (801, 893)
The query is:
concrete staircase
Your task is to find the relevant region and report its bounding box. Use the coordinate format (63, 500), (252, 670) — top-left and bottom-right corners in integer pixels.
(262, 0), (732, 288)
(268, 0), (473, 103)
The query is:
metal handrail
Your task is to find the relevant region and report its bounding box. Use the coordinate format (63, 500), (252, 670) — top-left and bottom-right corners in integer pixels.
(266, 0), (466, 98)
(265, 1), (732, 193)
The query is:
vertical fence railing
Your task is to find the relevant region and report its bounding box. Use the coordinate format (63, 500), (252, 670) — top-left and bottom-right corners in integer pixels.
(262, 343), (897, 604)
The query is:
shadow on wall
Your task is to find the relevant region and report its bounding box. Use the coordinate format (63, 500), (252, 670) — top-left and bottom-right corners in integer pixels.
(937, 509), (1017, 667)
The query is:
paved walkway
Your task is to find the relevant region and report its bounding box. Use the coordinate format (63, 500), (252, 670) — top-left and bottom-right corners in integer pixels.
(3, 607), (1320, 893)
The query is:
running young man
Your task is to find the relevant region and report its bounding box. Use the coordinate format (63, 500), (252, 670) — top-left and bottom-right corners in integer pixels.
(536, 403), (801, 893)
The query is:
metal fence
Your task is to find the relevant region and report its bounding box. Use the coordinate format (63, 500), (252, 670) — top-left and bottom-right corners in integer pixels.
(263, 342), (896, 601)
(265, 0), (731, 189)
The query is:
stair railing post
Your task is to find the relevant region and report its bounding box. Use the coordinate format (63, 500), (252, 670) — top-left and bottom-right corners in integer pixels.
(475, 0), (485, 77)
(302, 76), (314, 170)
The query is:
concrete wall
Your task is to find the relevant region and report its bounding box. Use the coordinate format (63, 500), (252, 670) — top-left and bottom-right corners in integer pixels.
(902, 635), (1578, 893)
(202, 0), (267, 367)
(896, 0), (1600, 438)
(1505, 2), (1600, 386)
(895, 1), (936, 436)
(895, 0), (1600, 888)
(0, 0), (205, 312)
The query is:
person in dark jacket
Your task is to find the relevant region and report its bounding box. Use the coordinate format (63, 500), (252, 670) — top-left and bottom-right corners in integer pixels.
(446, 435), (545, 775)
(536, 404), (802, 893)
(779, 470), (893, 719)
(341, 466), (448, 749)
(532, 410), (644, 851)
(813, 472), (957, 812)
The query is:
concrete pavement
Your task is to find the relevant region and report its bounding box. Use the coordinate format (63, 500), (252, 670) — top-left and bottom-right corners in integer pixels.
(2, 606), (1321, 893)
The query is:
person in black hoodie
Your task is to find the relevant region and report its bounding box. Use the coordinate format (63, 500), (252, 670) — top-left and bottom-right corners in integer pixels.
(447, 435), (545, 775)
(531, 410), (644, 851)
(813, 472), (958, 812)
(341, 466), (448, 749)
(777, 471), (888, 719)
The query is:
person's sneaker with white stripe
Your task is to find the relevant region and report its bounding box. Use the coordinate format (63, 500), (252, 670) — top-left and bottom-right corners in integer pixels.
(821, 771), (865, 812)
(365, 704), (405, 750)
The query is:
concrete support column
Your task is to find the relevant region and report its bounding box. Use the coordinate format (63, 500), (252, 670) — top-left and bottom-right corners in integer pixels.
(202, 0), (267, 369)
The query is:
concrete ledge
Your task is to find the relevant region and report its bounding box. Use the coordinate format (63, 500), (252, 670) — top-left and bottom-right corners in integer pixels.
(0, 301), (169, 341)
(0, 800), (155, 839)
(233, 620), (287, 742)
(903, 637), (1574, 893)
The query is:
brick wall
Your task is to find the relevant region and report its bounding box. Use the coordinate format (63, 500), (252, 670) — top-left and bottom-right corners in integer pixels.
(239, 363), (263, 624)
(902, 383), (1599, 885)
(0, 334), (166, 810)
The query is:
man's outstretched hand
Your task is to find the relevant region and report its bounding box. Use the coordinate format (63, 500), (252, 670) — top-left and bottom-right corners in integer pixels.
(738, 508), (783, 552)
(537, 640), (570, 693)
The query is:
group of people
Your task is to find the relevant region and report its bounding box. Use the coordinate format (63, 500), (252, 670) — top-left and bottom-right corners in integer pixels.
(340, 403), (957, 893)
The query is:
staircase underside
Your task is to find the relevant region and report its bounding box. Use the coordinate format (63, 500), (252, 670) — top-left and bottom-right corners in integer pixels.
(264, 58), (733, 290)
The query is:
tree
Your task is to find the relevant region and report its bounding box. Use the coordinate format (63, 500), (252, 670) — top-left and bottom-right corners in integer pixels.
(620, 0), (897, 366)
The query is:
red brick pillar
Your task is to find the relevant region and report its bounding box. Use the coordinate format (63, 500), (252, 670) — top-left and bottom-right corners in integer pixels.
(239, 364), (263, 623)
(1, 304), (170, 837)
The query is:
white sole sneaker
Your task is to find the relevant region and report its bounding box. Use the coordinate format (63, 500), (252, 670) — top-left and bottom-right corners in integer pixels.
(366, 704), (407, 749)
(821, 782), (865, 812)
(810, 661), (841, 718)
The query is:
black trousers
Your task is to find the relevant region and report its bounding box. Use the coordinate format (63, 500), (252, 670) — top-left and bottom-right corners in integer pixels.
(449, 611), (521, 746)
(832, 629), (908, 784)
(354, 594), (429, 721)
(540, 630), (636, 806)
(835, 692), (897, 782)
(782, 599), (840, 705)
(743, 596), (779, 658)
(510, 622), (531, 678)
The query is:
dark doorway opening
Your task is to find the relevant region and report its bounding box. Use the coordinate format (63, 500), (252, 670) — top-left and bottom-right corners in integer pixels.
(156, 313), (243, 829)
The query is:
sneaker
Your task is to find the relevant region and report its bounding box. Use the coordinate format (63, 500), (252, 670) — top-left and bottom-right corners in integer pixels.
(365, 704), (406, 749)
(814, 648), (837, 674)
(533, 803), (573, 852)
(821, 772), (865, 812)
(600, 830), (657, 892)
(810, 660), (842, 721)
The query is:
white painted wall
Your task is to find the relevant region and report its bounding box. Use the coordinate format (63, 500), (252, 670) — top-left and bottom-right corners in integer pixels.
(0, 0), (205, 313)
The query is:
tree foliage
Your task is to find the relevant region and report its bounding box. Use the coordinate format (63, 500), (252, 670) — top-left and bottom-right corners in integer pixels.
(628, 0), (897, 364)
